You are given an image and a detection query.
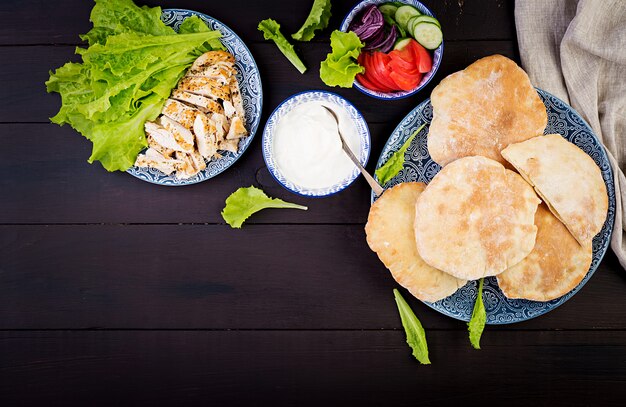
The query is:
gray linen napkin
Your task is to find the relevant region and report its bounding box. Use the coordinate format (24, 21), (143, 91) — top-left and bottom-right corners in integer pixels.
(515, 0), (626, 268)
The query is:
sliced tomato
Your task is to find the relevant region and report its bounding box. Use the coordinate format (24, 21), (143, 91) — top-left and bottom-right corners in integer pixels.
(369, 51), (400, 90)
(387, 50), (415, 71)
(360, 53), (394, 92)
(356, 73), (388, 93)
(389, 71), (421, 91)
(409, 40), (433, 73)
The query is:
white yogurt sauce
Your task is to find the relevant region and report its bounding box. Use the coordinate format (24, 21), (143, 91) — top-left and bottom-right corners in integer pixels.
(273, 101), (361, 190)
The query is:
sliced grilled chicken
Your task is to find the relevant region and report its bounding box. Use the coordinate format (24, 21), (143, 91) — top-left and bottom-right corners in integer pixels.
(211, 112), (228, 140)
(144, 121), (191, 152)
(171, 89), (224, 115)
(158, 115), (195, 151)
(223, 100), (237, 119)
(177, 76), (231, 101)
(146, 134), (174, 158)
(218, 138), (239, 153)
(193, 114), (219, 159)
(226, 115), (248, 140)
(229, 78), (246, 124)
(162, 99), (201, 130)
(135, 148), (182, 175)
(186, 64), (235, 86)
(190, 50), (235, 70)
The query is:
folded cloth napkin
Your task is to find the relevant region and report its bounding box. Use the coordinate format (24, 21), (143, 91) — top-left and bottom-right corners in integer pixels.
(515, 0), (626, 268)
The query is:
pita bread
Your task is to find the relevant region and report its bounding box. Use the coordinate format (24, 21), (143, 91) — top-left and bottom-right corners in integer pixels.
(365, 182), (467, 302)
(428, 55), (547, 166)
(502, 134), (608, 245)
(414, 156), (540, 280)
(497, 204), (592, 301)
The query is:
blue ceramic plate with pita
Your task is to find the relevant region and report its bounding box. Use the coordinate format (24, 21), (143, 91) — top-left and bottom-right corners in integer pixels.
(372, 88), (615, 324)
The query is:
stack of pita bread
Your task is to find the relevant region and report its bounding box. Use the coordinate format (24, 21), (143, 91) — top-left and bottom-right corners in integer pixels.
(366, 55), (608, 303)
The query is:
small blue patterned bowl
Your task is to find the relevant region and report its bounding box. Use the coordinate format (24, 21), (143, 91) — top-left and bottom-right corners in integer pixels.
(262, 91), (371, 197)
(340, 0), (444, 100)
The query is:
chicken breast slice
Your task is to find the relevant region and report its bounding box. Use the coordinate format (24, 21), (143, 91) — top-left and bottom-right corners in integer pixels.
(186, 64), (235, 86)
(223, 100), (237, 119)
(146, 134), (174, 158)
(190, 51), (236, 71)
(211, 112), (228, 141)
(162, 99), (202, 130)
(144, 121), (191, 152)
(226, 115), (248, 140)
(171, 90), (224, 115)
(193, 114), (219, 159)
(173, 150), (206, 179)
(135, 148), (182, 175)
(158, 115), (195, 151)
(218, 138), (240, 153)
(229, 78), (246, 125)
(177, 77), (231, 101)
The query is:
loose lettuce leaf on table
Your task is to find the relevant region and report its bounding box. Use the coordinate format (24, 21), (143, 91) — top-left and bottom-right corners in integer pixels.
(292, 0), (332, 41)
(222, 186), (308, 228)
(258, 19), (307, 73)
(375, 123), (426, 185)
(393, 289), (431, 364)
(468, 278), (486, 349)
(320, 30), (364, 88)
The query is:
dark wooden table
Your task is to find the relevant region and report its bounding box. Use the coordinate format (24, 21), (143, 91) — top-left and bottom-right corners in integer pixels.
(2, 0), (625, 405)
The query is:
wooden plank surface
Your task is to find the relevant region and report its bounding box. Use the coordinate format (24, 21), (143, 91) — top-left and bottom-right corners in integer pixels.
(1, 330), (626, 406)
(1, 225), (624, 330)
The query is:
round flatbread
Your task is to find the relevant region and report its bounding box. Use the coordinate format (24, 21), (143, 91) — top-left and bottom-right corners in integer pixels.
(365, 182), (467, 302)
(502, 134), (608, 245)
(428, 54), (547, 166)
(414, 156), (540, 280)
(496, 204), (593, 301)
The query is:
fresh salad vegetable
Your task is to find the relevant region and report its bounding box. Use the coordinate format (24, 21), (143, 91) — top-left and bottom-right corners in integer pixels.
(375, 123), (426, 185)
(468, 278), (486, 349)
(221, 186), (308, 228)
(46, 0), (224, 172)
(348, 2), (440, 93)
(258, 19), (307, 73)
(292, 0), (332, 41)
(393, 289), (431, 364)
(319, 30), (365, 88)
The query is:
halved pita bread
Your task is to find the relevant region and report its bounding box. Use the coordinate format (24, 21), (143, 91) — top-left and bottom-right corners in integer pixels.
(497, 204), (593, 301)
(502, 134), (608, 245)
(365, 182), (467, 302)
(414, 156), (540, 280)
(428, 55), (547, 166)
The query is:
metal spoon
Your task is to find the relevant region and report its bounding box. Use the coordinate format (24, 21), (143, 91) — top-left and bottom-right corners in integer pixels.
(322, 105), (384, 197)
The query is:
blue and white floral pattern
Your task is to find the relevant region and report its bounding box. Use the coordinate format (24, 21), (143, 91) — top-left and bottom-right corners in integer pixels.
(372, 89), (616, 324)
(340, 0), (443, 100)
(127, 9), (263, 186)
(263, 91), (371, 197)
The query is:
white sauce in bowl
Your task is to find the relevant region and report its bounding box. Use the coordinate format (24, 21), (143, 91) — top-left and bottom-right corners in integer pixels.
(272, 101), (361, 190)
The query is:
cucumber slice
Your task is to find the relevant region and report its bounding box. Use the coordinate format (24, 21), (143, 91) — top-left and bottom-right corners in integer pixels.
(412, 22), (443, 50)
(383, 14), (407, 37)
(379, 4), (399, 19)
(395, 5), (421, 30)
(407, 16), (421, 35)
(409, 15), (441, 28)
(393, 37), (412, 51)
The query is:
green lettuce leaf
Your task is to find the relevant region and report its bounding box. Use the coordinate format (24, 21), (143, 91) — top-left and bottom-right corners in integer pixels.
(258, 19), (307, 73)
(375, 123), (426, 185)
(393, 289), (431, 364)
(179, 15), (225, 51)
(320, 30), (364, 88)
(46, 0), (223, 172)
(468, 278), (486, 349)
(292, 0), (332, 41)
(222, 186), (308, 228)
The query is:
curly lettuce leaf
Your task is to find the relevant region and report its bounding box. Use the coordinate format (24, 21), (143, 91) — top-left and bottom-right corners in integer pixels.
(258, 19), (307, 73)
(393, 289), (431, 364)
(46, 0), (223, 172)
(468, 278), (486, 349)
(179, 15), (225, 51)
(375, 123), (426, 185)
(292, 0), (332, 41)
(222, 186), (308, 228)
(320, 30), (364, 88)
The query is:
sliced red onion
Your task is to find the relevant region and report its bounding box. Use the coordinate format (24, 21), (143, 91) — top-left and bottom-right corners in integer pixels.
(348, 4), (384, 41)
(378, 25), (398, 53)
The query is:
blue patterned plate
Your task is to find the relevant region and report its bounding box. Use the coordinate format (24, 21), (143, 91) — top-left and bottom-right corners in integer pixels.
(263, 91), (371, 197)
(127, 9), (263, 186)
(372, 89), (615, 324)
(340, 0), (443, 100)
